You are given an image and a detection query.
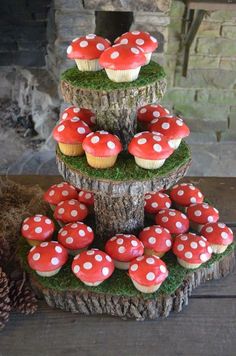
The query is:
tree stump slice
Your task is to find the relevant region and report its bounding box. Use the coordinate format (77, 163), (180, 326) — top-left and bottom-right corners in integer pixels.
(29, 249), (235, 321)
(60, 62), (167, 147)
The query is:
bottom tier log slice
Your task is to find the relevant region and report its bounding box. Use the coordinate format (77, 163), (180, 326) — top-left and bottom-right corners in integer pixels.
(28, 249), (235, 321)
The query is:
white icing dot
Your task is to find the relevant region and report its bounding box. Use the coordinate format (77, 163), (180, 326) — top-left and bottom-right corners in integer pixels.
(83, 262), (93, 270)
(150, 36), (157, 43)
(155, 228), (162, 234)
(131, 47), (139, 54)
(190, 242), (198, 249)
(153, 135), (161, 142)
(177, 190), (184, 196)
(194, 210), (202, 217)
(67, 45), (72, 54)
(35, 227), (42, 234)
(190, 197), (197, 203)
(58, 208), (65, 215)
(218, 223), (225, 228)
(23, 224), (29, 231)
(153, 111), (160, 118)
(208, 246), (213, 254)
(40, 242), (48, 247)
(71, 223), (78, 228)
(176, 221), (182, 229)
(77, 127), (86, 134)
(180, 235), (188, 241)
(80, 40), (88, 48)
(162, 216), (168, 223)
(66, 237), (73, 244)
(79, 230), (85, 237)
(166, 239), (172, 247)
(57, 125), (65, 132)
(169, 211), (176, 216)
(32, 253), (40, 261)
(116, 238), (123, 245)
(177, 244), (184, 251)
(106, 255), (112, 262)
(34, 216), (41, 222)
(51, 257), (60, 266)
(118, 246), (126, 254)
(160, 265), (166, 273)
(151, 202), (158, 208)
(131, 240), (138, 247)
(221, 232), (228, 239)
(85, 193), (91, 199)
(62, 190), (69, 196)
(200, 253), (208, 262)
(71, 210), (78, 217)
(111, 51), (119, 59)
(148, 237), (156, 245)
(96, 43), (105, 51)
(176, 120), (183, 126)
(206, 227), (213, 233)
(95, 254), (103, 262)
(130, 264), (138, 271)
(107, 141), (115, 149)
(87, 227), (92, 233)
(120, 38), (128, 45)
(132, 31), (140, 35)
(102, 267), (109, 276)
(73, 108), (80, 113)
(86, 34), (96, 39)
(162, 122), (170, 130)
(146, 272), (155, 281)
(61, 230), (67, 237)
(55, 246), (62, 253)
(199, 240), (206, 247)
(185, 251), (193, 259)
(208, 216), (214, 222)
(136, 38), (144, 45)
(87, 250), (95, 255)
(137, 138), (147, 145)
(146, 257), (155, 265)
(49, 190), (55, 196)
(153, 143), (162, 152)
(73, 265), (80, 273)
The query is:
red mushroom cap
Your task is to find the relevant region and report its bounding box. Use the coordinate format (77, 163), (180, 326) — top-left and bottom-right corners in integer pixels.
(187, 203), (219, 224)
(137, 104), (170, 124)
(129, 255), (168, 287)
(200, 222), (234, 246)
(60, 106), (96, 127)
(170, 183), (204, 207)
(54, 199), (88, 223)
(72, 249), (115, 283)
(145, 192), (171, 214)
(139, 225), (172, 254)
(173, 233), (212, 264)
(58, 222), (94, 250)
(28, 241), (68, 272)
(114, 31), (158, 54)
(43, 182), (78, 205)
(67, 34), (111, 60)
(82, 131), (122, 157)
(21, 215), (55, 241)
(128, 131), (174, 160)
(105, 234), (144, 262)
(148, 116), (190, 140)
(155, 209), (189, 235)
(78, 190), (94, 206)
(99, 44), (146, 70)
(53, 118), (91, 144)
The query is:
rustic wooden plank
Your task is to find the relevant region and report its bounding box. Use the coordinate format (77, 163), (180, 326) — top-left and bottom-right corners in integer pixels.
(188, 0), (236, 11)
(1, 299), (236, 356)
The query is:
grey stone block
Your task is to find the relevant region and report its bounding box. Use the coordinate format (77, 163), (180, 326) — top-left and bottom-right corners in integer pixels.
(83, 0), (171, 12)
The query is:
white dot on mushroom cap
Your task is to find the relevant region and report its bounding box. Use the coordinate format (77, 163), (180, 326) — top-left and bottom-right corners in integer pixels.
(180, 235), (188, 241)
(62, 190), (69, 196)
(190, 197), (197, 203)
(137, 256), (144, 261)
(66, 237), (73, 244)
(95, 254), (103, 262)
(35, 227), (42, 234)
(162, 216), (168, 223)
(146, 257), (155, 265)
(73, 108), (80, 113)
(86, 34), (96, 39)
(131, 240), (138, 247)
(73, 265), (80, 274)
(132, 31), (140, 35)
(140, 108), (147, 114)
(185, 251), (193, 259)
(162, 122), (170, 130)
(153, 135), (161, 142)
(61, 230), (67, 236)
(111, 51), (119, 59)
(85, 193), (91, 199)
(194, 210), (202, 217)
(106, 255), (112, 262)
(96, 43), (105, 51)
(148, 237), (156, 245)
(87, 227), (92, 233)
(153, 144), (162, 153)
(155, 228), (162, 234)
(118, 246), (126, 254)
(176, 120), (183, 126)
(55, 246), (62, 253)
(206, 226), (213, 233)
(87, 250), (95, 255)
(190, 242), (198, 249)
(32, 253), (40, 261)
(102, 267), (109, 276)
(107, 141), (115, 149)
(218, 223), (225, 228)
(58, 208), (65, 215)
(131, 47), (139, 55)
(77, 127), (86, 134)
(150, 36), (157, 43)
(23, 224), (29, 231)
(136, 38), (144, 45)
(151, 202), (158, 208)
(51, 257), (60, 266)
(71, 210), (78, 217)
(137, 138), (147, 145)
(176, 221), (182, 229)
(41, 242), (48, 247)
(153, 111), (160, 118)
(221, 232), (228, 239)
(177, 190), (184, 196)
(49, 190), (55, 196)
(80, 40), (88, 47)
(200, 253), (208, 262)
(208, 216), (214, 222)
(169, 211), (176, 216)
(57, 125), (65, 132)
(110, 236), (117, 241)
(91, 135), (100, 144)
(130, 264), (138, 272)
(71, 117), (80, 123)
(83, 262), (93, 270)
(120, 38), (128, 44)
(166, 239), (172, 247)
(79, 230), (85, 237)
(116, 238), (123, 245)
(177, 244), (184, 251)
(199, 240), (206, 247)
(34, 216), (41, 222)
(160, 265), (167, 273)
(71, 223), (78, 228)
(208, 246), (213, 254)
(67, 45), (72, 54)
(146, 272), (155, 281)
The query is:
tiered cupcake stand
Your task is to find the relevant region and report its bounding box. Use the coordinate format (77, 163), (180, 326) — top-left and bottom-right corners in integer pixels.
(22, 62), (235, 320)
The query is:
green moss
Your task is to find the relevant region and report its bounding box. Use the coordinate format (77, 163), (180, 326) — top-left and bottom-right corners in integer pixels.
(61, 61), (166, 91)
(57, 141), (191, 182)
(19, 238), (235, 300)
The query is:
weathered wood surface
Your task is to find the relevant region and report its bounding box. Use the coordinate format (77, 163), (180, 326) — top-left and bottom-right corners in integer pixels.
(1, 176), (236, 355)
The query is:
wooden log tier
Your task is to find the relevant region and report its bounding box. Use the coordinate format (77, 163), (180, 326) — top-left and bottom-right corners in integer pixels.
(29, 249), (235, 321)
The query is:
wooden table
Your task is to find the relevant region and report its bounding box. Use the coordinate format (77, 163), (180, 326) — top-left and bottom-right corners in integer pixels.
(1, 176), (236, 356)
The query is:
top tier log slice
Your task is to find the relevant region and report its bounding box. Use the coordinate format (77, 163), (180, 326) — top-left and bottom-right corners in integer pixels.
(60, 61), (167, 147)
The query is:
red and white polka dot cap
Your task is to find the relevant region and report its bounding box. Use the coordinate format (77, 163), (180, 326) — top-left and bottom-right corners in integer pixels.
(155, 208), (189, 235)
(53, 118), (91, 144)
(67, 34), (111, 60)
(82, 131), (122, 157)
(173, 233), (212, 264)
(99, 44), (146, 70)
(54, 199), (88, 223)
(28, 241), (68, 272)
(21, 215), (55, 242)
(148, 116), (190, 140)
(114, 31), (158, 54)
(128, 131), (174, 160)
(129, 255), (168, 287)
(105, 234), (144, 262)
(137, 104), (170, 124)
(43, 182), (77, 206)
(170, 183), (204, 207)
(144, 192), (171, 214)
(72, 249), (115, 284)
(58, 222), (94, 250)
(187, 203), (219, 224)
(78, 190), (94, 206)
(139, 225), (172, 254)
(60, 106), (96, 127)
(200, 222), (234, 246)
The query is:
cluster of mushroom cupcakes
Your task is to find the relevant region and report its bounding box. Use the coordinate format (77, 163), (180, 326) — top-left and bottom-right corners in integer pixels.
(21, 179), (234, 294)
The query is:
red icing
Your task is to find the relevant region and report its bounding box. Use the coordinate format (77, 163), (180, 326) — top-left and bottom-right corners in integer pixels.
(21, 215), (55, 241)
(54, 199), (88, 223)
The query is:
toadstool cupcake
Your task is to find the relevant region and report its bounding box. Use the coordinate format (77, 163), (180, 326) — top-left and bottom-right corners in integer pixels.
(99, 44), (146, 82)
(137, 104), (171, 129)
(155, 208), (189, 236)
(53, 118), (91, 157)
(67, 34), (111, 71)
(105, 234), (144, 270)
(115, 31), (158, 64)
(128, 131), (174, 170)
(43, 182), (78, 210)
(28, 241), (68, 277)
(139, 225), (172, 257)
(200, 222), (234, 254)
(149, 116), (190, 150)
(169, 183), (204, 212)
(60, 106), (96, 128)
(58, 222), (94, 255)
(54, 199), (88, 225)
(186, 203), (219, 232)
(173, 233), (212, 269)
(82, 130), (122, 169)
(21, 215), (55, 246)
(72, 249), (114, 286)
(145, 191), (171, 218)
(78, 190), (94, 207)
(128, 255), (168, 293)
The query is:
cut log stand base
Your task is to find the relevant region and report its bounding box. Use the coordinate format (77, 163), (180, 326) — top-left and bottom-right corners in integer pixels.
(28, 249), (235, 321)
